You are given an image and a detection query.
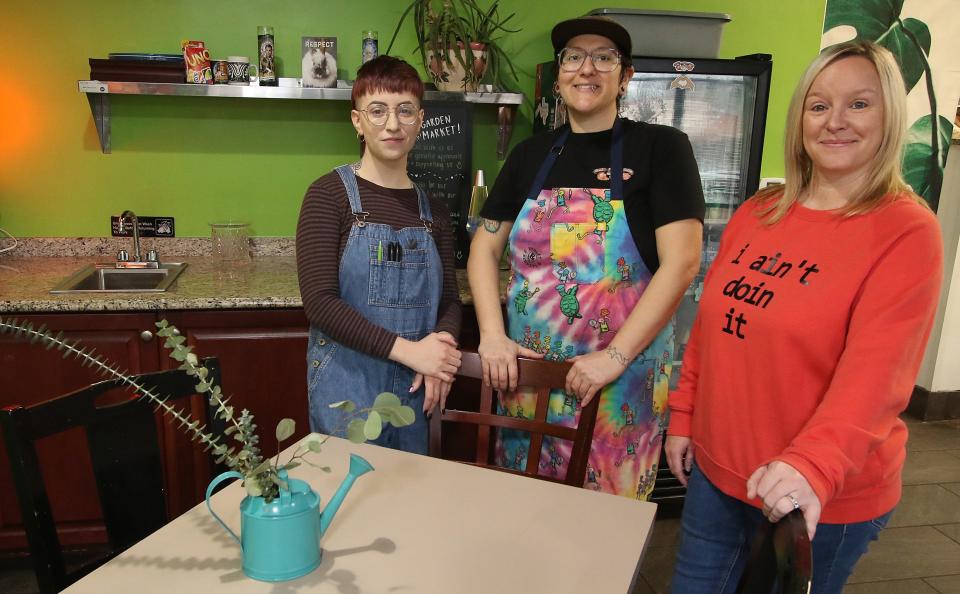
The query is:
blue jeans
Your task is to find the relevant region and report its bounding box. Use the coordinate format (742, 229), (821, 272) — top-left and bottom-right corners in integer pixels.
(671, 464), (891, 594)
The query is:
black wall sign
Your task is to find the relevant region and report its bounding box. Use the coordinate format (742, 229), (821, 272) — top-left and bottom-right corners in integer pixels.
(110, 216), (176, 238)
(408, 101), (473, 267)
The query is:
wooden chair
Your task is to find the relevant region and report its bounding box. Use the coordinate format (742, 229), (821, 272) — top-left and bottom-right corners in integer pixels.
(429, 351), (600, 486)
(0, 358), (221, 594)
(736, 509), (813, 594)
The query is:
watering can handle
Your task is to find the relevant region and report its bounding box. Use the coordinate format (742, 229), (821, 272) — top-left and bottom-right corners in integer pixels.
(205, 471), (245, 549)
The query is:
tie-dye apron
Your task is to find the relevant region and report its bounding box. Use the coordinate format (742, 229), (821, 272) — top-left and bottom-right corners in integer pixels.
(497, 119), (673, 499)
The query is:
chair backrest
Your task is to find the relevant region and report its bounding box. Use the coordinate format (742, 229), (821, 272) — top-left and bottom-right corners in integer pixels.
(736, 509), (813, 594)
(429, 351), (599, 486)
(0, 358), (221, 594)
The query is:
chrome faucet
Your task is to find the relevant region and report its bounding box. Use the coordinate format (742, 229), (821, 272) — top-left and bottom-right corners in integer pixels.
(117, 210), (159, 268)
(120, 210), (141, 262)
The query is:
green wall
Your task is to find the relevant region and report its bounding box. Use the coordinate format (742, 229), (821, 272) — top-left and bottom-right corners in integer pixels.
(0, 1), (825, 238)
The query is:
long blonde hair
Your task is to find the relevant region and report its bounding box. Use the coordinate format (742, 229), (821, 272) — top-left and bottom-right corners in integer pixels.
(755, 40), (924, 223)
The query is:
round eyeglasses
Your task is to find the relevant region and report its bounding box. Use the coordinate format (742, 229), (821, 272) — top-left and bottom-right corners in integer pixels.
(557, 47), (622, 73)
(357, 103), (421, 126)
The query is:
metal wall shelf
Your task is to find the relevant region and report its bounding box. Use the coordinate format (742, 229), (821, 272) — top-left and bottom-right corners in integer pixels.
(79, 78), (524, 156)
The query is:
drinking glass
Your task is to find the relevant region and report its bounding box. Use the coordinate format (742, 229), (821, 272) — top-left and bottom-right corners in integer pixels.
(209, 222), (251, 262)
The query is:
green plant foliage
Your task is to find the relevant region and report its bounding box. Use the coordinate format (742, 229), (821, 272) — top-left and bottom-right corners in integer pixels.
(386, 0), (520, 91)
(329, 400), (357, 413)
(0, 316), (416, 503)
(902, 114), (953, 204)
(275, 418), (296, 442)
(823, 0), (943, 211)
(823, 0), (932, 92)
(346, 418), (366, 443)
(364, 410), (383, 440)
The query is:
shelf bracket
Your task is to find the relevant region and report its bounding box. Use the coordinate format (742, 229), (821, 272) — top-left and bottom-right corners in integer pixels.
(496, 104), (516, 160)
(86, 92), (112, 154)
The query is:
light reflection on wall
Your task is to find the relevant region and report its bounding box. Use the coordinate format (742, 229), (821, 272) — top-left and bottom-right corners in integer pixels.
(0, 85), (43, 167)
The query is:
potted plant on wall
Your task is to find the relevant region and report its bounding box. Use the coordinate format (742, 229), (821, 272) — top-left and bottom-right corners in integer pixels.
(385, 0), (520, 92)
(0, 316), (415, 582)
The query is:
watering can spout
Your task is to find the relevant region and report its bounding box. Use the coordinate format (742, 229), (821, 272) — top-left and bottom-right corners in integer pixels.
(319, 453), (374, 537)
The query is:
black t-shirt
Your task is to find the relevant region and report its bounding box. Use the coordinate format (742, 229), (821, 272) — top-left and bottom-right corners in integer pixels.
(480, 118), (705, 273)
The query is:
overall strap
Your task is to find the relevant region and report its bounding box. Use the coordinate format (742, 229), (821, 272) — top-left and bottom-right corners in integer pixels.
(335, 164), (370, 226)
(414, 184), (434, 232)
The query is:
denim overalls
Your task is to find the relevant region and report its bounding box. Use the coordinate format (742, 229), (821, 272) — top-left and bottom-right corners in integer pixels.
(307, 165), (441, 454)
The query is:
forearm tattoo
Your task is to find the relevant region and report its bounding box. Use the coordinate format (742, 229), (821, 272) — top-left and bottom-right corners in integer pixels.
(605, 345), (631, 367)
(482, 218), (502, 233)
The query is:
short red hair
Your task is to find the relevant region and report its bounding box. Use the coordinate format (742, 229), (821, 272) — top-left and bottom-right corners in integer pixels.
(351, 56), (424, 108)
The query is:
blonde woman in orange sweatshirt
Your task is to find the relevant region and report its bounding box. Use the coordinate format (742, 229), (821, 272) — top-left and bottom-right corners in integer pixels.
(666, 40), (943, 593)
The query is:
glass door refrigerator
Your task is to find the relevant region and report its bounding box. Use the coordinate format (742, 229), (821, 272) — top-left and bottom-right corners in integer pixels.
(534, 54), (772, 511)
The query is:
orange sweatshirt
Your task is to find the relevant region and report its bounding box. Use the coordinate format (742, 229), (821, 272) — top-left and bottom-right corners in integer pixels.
(668, 195), (942, 523)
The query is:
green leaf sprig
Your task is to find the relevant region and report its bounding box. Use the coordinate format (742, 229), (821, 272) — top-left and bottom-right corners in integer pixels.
(1, 316), (416, 502)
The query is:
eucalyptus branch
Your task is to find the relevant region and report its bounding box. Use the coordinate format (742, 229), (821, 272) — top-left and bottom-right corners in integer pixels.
(0, 316), (235, 467)
(2, 316), (415, 503)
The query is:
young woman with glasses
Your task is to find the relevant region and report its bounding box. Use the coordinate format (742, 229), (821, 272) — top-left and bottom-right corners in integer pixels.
(467, 16), (705, 497)
(296, 56), (462, 454)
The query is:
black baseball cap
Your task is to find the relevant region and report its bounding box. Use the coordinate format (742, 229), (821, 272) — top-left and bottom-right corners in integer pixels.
(551, 16), (632, 58)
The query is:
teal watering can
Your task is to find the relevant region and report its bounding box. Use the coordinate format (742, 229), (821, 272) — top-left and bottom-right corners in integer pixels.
(205, 453), (374, 582)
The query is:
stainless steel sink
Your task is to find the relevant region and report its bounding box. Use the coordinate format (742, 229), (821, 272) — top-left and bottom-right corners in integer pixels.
(50, 263), (188, 294)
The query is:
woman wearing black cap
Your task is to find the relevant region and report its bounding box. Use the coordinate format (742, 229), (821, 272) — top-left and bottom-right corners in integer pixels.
(467, 16), (704, 497)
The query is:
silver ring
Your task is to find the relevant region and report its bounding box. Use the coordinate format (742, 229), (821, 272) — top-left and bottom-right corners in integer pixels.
(787, 494), (800, 510)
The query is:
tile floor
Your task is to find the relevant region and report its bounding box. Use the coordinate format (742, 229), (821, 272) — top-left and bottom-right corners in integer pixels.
(2, 416), (958, 593)
(632, 416), (960, 593)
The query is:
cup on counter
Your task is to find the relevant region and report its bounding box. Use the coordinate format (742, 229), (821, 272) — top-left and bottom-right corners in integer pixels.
(210, 222), (251, 262)
(227, 56), (250, 85)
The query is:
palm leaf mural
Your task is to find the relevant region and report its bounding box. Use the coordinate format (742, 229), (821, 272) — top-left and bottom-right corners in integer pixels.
(823, 0), (944, 210)
(903, 114), (953, 201)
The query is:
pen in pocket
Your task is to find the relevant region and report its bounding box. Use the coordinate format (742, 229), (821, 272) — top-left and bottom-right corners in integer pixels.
(377, 240), (383, 263)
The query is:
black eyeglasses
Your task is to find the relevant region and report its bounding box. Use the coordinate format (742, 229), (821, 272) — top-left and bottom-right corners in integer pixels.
(557, 47), (622, 73)
(356, 103), (420, 126)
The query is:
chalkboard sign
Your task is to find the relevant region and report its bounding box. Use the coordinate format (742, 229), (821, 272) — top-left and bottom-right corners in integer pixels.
(408, 101), (473, 267)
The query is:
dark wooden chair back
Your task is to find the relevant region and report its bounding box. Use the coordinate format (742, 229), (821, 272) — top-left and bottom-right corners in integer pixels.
(0, 358), (221, 594)
(736, 509), (813, 594)
(429, 351), (599, 486)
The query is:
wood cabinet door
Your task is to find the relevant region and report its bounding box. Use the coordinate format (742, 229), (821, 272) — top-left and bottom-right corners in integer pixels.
(158, 309), (310, 516)
(0, 312), (160, 551)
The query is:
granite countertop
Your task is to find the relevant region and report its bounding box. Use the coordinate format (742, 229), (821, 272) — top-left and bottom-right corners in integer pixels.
(0, 255), (303, 313)
(0, 238), (492, 313)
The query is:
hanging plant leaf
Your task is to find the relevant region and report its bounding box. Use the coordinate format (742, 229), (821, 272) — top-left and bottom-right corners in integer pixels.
(364, 410), (383, 441)
(392, 405), (416, 427)
(328, 400), (357, 412)
(346, 418), (366, 443)
(373, 392), (403, 423)
(373, 392), (402, 409)
(902, 114), (952, 210)
(275, 418), (296, 442)
(822, 0), (931, 93)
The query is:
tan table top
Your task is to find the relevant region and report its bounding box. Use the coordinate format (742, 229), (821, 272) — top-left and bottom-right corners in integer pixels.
(63, 435), (657, 593)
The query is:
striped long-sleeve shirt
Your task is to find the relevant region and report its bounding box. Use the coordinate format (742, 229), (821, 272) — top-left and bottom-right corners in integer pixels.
(296, 170), (462, 359)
